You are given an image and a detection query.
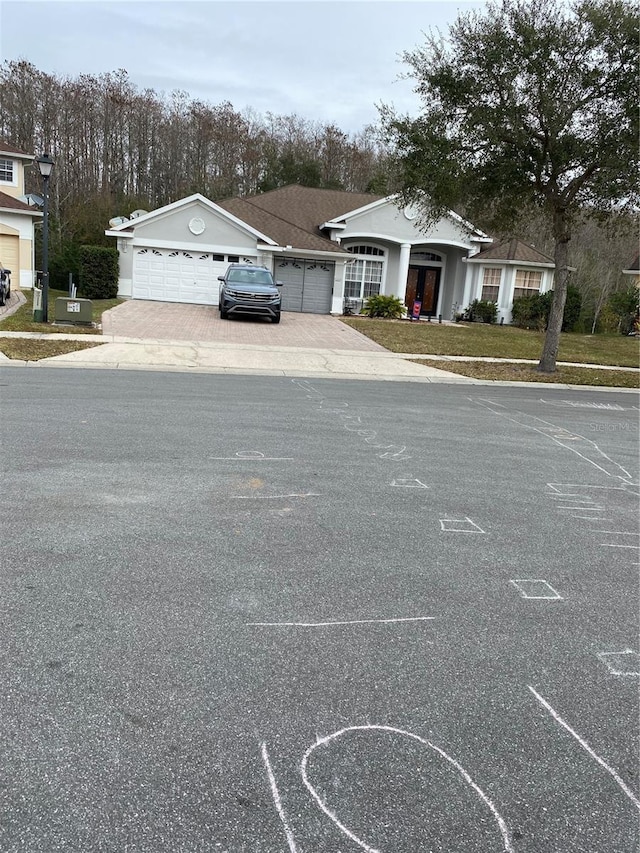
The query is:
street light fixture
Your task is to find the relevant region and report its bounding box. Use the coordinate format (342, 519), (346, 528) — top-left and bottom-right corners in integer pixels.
(35, 153), (54, 323)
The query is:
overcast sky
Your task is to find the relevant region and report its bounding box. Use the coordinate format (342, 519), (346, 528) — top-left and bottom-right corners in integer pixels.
(1, 0), (485, 135)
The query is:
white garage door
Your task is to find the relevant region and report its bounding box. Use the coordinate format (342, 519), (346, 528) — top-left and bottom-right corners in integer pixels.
(132, 248), (254, 305)
(275, 257), (334, 313)
(0, 234), (19, 281)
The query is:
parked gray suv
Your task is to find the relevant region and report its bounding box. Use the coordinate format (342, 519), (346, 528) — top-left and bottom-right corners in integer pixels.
(218, 264), (282, 323)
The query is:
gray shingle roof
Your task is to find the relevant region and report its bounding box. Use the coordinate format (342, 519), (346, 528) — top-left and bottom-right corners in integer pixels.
(623, 252), (639, 272)
(470, 238), (554, 265)
(0, 141), (34, 159)
(0, 190), (40, 213)
(217, 185), (384, 253)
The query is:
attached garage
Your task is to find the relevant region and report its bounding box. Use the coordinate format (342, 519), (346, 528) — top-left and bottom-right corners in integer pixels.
(132, 248), (249, 305)
(275, 257), (334, 314)
(0, 232), (19, 280)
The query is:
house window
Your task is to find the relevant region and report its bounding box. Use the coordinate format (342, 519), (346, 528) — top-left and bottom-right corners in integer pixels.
(481, 268), (501, 302)
(348, 245), (384, 256)
(412, 251), (442, 262)
(345, 245), (385, 299)
(0, 159), (14, 182)
(513, 269), (542, 300)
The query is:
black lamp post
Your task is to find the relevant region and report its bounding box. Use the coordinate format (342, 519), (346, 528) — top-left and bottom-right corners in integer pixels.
(35, 153), (54, 322)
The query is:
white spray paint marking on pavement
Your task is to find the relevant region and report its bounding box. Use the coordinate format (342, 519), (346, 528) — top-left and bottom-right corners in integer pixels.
(248, 616), (437, 627)
(572, 515), (607, 521)
(592, 531), (640, 535)
(528, 687), (640, 810)
(557, 506), (604, 511)
(439, 517), (487, 533)
(391, 478), (429, 488)
(292, 379), (413, 462)
(209, 450), (294, 461)
(597, 650), (640, 676)
(547, 482), (639, 525)
(475, 399), (634, 482)
(300, 725), (514, 853)
(231, 493), (321, 500)
(261, 743), (299, 852)
(510, 580), (563, 600)
(540, 399), (638, 411)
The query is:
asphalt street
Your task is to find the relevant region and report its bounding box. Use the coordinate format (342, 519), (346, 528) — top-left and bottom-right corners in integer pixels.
(1, 368), (639, 852)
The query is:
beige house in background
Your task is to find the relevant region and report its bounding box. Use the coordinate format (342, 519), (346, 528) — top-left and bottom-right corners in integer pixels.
(0, 142), (42, 289)
(622, 252), (639, 288)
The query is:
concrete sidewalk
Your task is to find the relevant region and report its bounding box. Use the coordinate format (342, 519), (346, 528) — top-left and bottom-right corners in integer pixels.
(2, 330), (639, 389)
(0, 331), (476, 383)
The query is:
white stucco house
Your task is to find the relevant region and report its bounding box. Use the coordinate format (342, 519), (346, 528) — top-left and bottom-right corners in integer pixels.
(105, 185), (555, 323)
(0, 142), (42, 290)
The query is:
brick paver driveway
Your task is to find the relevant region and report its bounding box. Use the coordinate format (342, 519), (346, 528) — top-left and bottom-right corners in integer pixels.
(101, 301), (386, 352)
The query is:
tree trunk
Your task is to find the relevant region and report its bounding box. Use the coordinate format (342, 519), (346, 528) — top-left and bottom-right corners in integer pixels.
(537, 207), (571, 373)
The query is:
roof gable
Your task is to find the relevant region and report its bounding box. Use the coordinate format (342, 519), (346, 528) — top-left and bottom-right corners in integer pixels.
(105, 193), (276, 244)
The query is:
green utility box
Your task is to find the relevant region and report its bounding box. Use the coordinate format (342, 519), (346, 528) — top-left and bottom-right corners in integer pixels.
(54, 297), (93, 325)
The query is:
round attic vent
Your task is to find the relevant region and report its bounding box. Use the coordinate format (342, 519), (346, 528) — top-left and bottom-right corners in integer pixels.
(189, 217), (206, 235)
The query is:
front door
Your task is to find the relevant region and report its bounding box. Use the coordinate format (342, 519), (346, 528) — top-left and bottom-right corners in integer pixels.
(405, 266), (441, 317)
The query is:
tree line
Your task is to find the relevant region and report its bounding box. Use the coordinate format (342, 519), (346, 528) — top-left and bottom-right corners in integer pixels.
(0, 60), (391, 248)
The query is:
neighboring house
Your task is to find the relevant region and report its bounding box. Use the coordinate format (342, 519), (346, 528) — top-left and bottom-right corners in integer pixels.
(622, 252), (639, 288)
(106, 185), (493, 317)
(462, 238), (556, 324)
(0, 142), (42, 289)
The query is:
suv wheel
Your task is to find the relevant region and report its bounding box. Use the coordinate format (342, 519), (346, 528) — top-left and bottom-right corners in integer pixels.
(272, 313), (281, 324)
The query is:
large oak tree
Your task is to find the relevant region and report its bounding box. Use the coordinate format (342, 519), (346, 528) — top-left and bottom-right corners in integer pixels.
(382, 0), (638, 371)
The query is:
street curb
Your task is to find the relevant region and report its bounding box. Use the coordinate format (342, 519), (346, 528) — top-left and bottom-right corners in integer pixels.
(2, 357), (639, 392)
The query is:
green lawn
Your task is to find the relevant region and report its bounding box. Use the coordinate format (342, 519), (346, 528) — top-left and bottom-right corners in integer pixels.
(414, 359), (639, 388)
(342, 317), (640, 368)
(0, 289), (122, 335)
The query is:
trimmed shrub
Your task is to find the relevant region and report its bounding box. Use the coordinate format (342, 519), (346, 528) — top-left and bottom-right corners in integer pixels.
(362, 294), (406, 319)
(463, 299), (498, 324)
(78, 246), (119, 299)
(511, 292), (549, 330)
(511, 286), (581, 331)
(50, 242), (81, 291)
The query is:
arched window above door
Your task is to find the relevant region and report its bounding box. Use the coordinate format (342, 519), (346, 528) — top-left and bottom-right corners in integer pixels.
(411, 251), (442, 263)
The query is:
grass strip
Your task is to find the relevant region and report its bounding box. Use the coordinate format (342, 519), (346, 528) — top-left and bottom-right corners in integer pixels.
(0, 289), (122, 334)
(0, 339), (105, 362)
(412, 358), (640, 388)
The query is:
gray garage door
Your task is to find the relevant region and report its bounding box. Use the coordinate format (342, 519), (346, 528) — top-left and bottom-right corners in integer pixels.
(275, 257), (334, 313)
